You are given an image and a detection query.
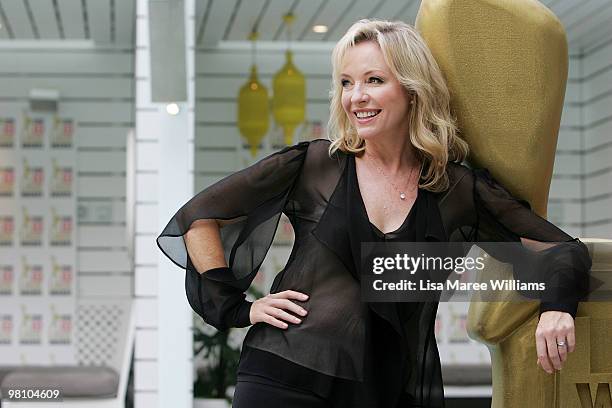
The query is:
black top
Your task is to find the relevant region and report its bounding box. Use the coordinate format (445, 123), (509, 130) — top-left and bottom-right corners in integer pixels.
(237, 154), (429, 407)
(156, 139), (592, 408)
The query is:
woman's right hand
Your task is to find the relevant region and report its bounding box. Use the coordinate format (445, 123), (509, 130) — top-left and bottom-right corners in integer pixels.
(249, 290), (309, 329)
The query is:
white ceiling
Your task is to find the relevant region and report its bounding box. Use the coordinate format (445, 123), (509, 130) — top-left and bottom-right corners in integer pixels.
(0, 0), (135, 44)
(195, 0), (612, 53)
(0, 0), (611, 53)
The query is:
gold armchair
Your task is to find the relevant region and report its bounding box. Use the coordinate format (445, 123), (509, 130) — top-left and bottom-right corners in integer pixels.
(416, 1), (612, 406)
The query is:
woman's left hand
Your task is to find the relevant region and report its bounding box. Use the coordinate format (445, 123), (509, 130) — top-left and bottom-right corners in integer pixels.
(535, 311), (575, 374)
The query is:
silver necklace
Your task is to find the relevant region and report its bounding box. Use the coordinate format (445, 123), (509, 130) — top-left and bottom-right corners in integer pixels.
(365, 152), (419, 201)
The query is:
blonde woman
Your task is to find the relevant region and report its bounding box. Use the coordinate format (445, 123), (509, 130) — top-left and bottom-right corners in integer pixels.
(157, 19), (590, 408)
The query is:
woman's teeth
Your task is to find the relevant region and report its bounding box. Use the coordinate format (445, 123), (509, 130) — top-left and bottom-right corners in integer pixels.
(355, 110), (380, 119)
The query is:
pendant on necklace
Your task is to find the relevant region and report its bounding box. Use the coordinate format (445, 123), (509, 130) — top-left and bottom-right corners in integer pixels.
(400, 192), (406, 200)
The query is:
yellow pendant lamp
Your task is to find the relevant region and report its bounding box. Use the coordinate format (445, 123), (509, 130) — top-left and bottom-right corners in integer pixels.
(272, 13), (306, 146)
(238, 32), (269, 157)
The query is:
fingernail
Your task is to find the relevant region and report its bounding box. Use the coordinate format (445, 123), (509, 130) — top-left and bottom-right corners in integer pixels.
(300, 309), (307, 315)
(294, 318), (301, 323)
(302, 294), (309, 299)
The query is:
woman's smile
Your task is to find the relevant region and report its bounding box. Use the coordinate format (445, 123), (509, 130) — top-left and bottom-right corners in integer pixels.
(354, 109), (382, 124)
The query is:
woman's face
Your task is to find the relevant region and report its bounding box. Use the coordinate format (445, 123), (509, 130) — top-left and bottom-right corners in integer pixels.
(340, 41), (412, 142)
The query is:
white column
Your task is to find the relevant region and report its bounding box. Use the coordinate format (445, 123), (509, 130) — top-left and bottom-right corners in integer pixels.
(134, 0), (194, 407)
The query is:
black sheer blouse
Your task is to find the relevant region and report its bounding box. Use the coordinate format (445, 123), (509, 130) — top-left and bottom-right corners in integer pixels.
(156, 139), (591, 408)
(238, 156), (437, 408)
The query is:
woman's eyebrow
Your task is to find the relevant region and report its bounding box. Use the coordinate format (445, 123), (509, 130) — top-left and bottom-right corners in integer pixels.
(339, 69), (385, 77)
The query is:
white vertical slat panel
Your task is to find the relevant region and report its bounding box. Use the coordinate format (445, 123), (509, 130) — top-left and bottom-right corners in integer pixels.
(199, 0), (238, 46)
(585, 171), (611, 198)
(557, 129), (581, 151)
(579, 28), (612, 57)
(79, 276), (133, 296)
(583, 41), (612, 235)
(135, 266), (158, 296)
(585, 145), (612, 174)
(582, 41), (612, 78)
(135, 360), (158, 390)
(57, 0), (86, 39)
(115, 0), (135, 46)
(135, 393), (158, 407)
(2, 0), (35, 38)
(225, 0), (266, 41)
(0, 50), (132, 74)
(300, 0), (352, 41)
(549, 178), (580, 200)
(195, 98), (330, 125)
(584, 46), (612, 168)
(62, 101), (133, 123)
(29, 0), (61, 39)
(579, 27), (612, 57)
(0, 77), (133, 98)
(78, 126), (133, 148)
(134, 0), (194, 406)
(77, 175), (126, 198)
(195, 76), (329, 99)
(255, 0), (292, 41)
(195, 49), (331, 75)
(135, 298), (159, 330)
(79, 226), (126, 247)
(325, 0), (383, 41)
(585, 223), (612, 238)
(585, 122), (611, 152)
(288, 0), (325, 42)
(553, 152), (581, 176)
(85, 0), (111, 43)
(568, 57), (581, 80)
(135, 328), (158, 359)
(584, 94), (612, 128)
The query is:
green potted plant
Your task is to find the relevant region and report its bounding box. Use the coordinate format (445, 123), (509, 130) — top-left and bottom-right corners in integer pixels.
(193, 286), (264, 407)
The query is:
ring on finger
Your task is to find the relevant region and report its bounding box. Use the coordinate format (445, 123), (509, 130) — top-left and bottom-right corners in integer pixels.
(556, 340), (566, 348)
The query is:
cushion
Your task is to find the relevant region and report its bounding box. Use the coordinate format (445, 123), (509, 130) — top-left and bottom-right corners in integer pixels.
(0, 366), (119, 399)
(442, 364), (492, 386)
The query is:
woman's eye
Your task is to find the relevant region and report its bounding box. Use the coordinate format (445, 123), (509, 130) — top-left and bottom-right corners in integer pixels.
(368, 77), (383, 84)
(340, 79), (351, 88)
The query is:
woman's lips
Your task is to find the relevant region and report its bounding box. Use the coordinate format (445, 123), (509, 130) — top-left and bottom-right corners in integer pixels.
(354, 109), (381, 124)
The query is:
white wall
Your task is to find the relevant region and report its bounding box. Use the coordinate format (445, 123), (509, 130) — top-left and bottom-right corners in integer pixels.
(0, 47), (135, 297)
(133, 0), (194, 407)
(548, 56), (582, 237)
(583, 40), (612, 239)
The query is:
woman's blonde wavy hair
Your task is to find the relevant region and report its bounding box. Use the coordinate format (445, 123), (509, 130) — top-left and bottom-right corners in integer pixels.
(327, 19), (468, 192)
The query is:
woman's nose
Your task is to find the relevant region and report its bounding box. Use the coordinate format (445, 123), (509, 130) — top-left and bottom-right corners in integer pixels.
(351, 82), (369, 104)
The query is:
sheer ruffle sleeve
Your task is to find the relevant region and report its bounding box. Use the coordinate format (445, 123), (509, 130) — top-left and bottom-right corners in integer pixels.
(156, 141), (309, 330)
(471, 168), (591, 318)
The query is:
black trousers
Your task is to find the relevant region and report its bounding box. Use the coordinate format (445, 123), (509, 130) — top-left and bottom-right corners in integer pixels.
(232, 375), (330, 408)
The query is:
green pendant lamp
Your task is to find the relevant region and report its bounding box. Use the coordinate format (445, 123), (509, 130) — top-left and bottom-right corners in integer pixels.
(272, 13), (306, 146)
(238, 31), (270, 157)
